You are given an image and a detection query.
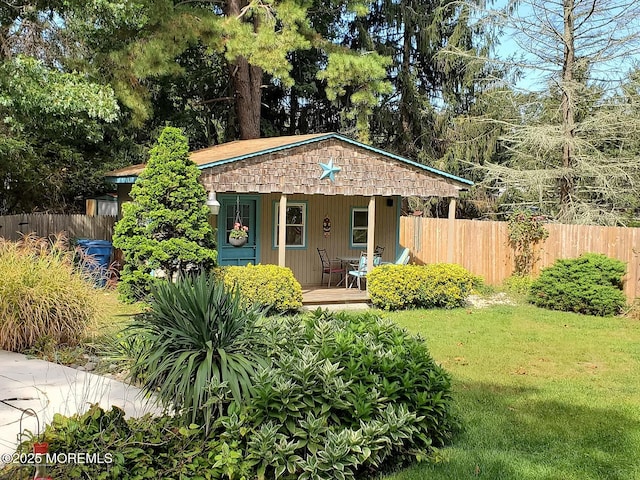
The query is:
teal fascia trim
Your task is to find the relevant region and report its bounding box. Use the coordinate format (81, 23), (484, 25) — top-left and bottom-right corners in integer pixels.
(198, 133), (337, 170)
(105, 176), (138, 184)
(271, 200), (308, 250)
(106, 132), (473, 187)
(331, 134), (474, 187)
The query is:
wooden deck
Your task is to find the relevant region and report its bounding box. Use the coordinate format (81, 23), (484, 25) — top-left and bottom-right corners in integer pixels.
(302, 285), (370, 306)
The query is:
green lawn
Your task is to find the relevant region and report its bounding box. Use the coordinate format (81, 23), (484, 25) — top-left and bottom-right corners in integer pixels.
(87, 295), (640, 479)
(379, 305), (640, 480)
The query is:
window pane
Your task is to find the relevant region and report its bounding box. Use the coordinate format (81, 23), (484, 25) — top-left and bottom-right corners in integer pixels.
(286, 206), (303, 225)
(353, 210), (368, 227)
(275, 202), (306, 247)
(352, 229), (367, 245)
(286, 226), (303, 245)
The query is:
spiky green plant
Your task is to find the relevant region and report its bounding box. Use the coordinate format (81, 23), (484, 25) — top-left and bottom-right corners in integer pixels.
(128, 273), (265, 428)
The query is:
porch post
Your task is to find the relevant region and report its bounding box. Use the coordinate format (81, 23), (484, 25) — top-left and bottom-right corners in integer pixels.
(278, 194), (287, 267)
(367, 196), (376, 273)
(447, 197), (456, 263)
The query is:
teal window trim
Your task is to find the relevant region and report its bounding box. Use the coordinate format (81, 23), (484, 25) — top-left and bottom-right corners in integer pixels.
(350, 206), (369, 249)
(273, 200), (308, 249)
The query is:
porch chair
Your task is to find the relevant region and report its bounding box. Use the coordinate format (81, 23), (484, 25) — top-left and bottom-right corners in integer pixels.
(395, 247), (410, 265)
(374, 245), (385, 256)
(347, 252), (382, 289)
(381, 247), (411, 266)
(317, 248), (344, 287)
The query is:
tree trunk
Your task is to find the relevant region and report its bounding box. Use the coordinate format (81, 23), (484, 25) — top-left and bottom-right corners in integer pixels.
(226, 0), (262, 140)
(560, 0), (576, 219)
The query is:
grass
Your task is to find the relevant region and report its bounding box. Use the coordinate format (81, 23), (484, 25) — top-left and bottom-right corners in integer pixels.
(34, 291), (640, 479)
(379, 304), (640, 480)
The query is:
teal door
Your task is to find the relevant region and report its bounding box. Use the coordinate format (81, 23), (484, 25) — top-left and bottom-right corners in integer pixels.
(217, 195), (259, 266)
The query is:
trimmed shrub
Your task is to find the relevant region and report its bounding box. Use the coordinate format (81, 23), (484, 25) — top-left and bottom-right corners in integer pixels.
(216, 264), (303, 313)
(368, 263), (481, 310)
(0, 234), (98, 352)
(529, 253), (627, 316)
(128, 273), (266, 428)
(112, 127), (217, 302)
(10, 311), (457, 480)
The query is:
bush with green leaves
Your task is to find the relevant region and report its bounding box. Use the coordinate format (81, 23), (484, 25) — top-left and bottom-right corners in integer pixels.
(112, 126), (217, 302)
(216, 264), (303, 313)
(0, 234), (98, 352)
(529, 253), (627, 316)
(7, 310), (457, 480)
(368, 263), (481, 310)
(1, 405), (251, 480)
(244, 309), (458, 478)
(128, 273), (266, 428)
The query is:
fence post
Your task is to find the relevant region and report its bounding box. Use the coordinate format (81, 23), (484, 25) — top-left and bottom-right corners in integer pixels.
(447, 198), (456, 263)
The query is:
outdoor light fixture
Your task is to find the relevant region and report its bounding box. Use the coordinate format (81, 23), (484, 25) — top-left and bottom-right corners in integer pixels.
(206, 191), (220, 215)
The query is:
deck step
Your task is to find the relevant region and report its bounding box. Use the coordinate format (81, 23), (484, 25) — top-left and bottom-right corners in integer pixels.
(301, 286), (370, 306)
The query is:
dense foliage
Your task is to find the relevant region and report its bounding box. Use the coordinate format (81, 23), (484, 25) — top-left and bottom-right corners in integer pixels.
(128, 273), (265, 428)
(529, 253), (627, 316)
(216, 264), (303, 313)
(368, 264), (481, 310)
(4, 310), (457, 480)
(0, 56), (122, 213)
(0, 234), (98, 352)
(112, 127), (217, 301)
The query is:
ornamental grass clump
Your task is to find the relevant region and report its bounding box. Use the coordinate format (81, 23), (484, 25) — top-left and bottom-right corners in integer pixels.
(0, 234), (98, 352)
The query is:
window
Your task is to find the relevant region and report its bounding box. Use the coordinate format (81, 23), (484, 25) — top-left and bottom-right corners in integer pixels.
(274, 202), (306, 247)
(351, 207), (368, 247)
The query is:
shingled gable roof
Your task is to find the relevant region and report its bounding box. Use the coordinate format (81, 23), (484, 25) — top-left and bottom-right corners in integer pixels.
(105, 132), (473, 190)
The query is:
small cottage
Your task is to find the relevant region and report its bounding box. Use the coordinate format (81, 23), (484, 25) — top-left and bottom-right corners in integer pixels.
(105, 133), (472, 286)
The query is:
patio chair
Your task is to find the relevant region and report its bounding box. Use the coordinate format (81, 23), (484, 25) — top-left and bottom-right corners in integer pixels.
(374, 245), (385, 256)
(317, 248), (344, 287)
(347, 252), (382, 289)
(381, 247), (410, 266)
(395, 247), (410, 265)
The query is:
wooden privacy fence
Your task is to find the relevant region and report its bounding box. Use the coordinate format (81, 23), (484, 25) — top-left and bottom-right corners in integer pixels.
(400, 216), (640, 302)
(0, 214), (116, 242)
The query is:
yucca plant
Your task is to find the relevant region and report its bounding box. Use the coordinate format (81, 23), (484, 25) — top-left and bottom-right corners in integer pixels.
(128, 273), (265, 428)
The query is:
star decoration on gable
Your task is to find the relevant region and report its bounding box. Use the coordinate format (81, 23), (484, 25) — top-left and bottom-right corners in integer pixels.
(319, 158), (341, 182)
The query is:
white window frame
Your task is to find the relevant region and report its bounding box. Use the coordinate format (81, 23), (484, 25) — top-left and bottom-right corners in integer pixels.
(351, 207), (368, 248)
(274, 202), (307, 248)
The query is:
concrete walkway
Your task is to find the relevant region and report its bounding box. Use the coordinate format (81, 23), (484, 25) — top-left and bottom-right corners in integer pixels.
(0, 350), (159, 458)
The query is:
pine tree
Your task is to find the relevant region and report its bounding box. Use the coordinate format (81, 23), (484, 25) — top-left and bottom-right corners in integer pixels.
(112, 126), (217, 301)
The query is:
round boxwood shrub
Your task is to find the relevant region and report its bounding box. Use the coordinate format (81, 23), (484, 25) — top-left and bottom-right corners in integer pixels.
(216, 264), (303, 313)
(529, 253), (627, 316)
(368, 263), (481, 310)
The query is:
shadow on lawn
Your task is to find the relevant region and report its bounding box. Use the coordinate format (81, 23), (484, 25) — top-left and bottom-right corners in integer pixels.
(389, 381), (639, 480)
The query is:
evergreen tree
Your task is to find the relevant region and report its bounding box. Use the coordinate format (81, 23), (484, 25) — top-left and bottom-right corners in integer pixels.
(481, 0), (640, 224)
(112, 127), (217, 302)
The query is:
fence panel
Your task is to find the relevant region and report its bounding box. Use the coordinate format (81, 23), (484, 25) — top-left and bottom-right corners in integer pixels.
(400, 216), (640, 301)
(0, 214), (116, 242)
